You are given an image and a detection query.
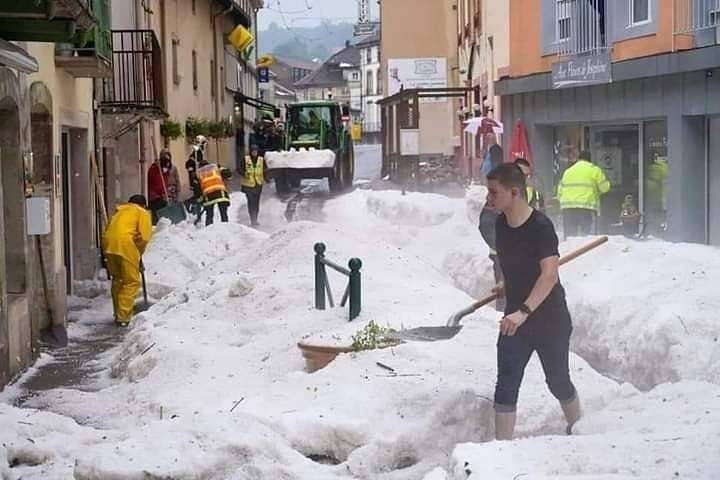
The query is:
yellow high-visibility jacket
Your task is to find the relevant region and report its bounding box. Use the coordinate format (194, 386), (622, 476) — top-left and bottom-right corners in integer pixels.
(241, 155), (265, 188)
(103, 203), (152, 267)
(557, 160), (611, 212)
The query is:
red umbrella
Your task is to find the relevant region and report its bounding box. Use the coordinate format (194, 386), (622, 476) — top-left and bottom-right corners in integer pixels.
(509, 120), (532, 166)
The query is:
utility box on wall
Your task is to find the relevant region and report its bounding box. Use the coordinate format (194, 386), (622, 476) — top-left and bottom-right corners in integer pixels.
(26, 197), (51, 235)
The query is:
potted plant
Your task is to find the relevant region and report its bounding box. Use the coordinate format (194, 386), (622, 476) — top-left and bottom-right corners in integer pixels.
(160, 119), (184, 147)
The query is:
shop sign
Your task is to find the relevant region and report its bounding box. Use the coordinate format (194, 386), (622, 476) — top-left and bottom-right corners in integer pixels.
(551, 52), (612, 89)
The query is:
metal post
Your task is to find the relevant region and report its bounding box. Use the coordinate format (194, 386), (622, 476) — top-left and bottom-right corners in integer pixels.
(314, 242), (326, 310)
(348, 258), (362, 321)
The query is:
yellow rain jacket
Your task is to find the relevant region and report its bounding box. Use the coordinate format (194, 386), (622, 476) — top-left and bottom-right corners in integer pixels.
(557, 160), (611, 212)
(103, 203), (153, 267)
(102, 203), (152, 323)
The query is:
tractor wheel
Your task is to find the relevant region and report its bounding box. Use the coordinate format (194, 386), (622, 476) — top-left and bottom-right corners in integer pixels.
(328, 159), (344, 193)
(344, 143), (355, 190)
(275, 173), (290, 195)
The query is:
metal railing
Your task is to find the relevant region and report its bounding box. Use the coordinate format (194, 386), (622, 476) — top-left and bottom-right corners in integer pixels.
(674, 0), (720, 35)
(101, 30), (165, 112)
(556, 0), (607, 56)
(314, 243), (362, 321)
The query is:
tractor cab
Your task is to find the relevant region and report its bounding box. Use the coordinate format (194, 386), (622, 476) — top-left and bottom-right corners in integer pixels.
(286, 102), (343, 150)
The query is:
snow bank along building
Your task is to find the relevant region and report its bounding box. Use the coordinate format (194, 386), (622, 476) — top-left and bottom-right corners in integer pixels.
(497, 0), (720, 245)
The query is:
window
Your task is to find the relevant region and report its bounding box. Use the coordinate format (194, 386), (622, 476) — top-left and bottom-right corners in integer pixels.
(192, 50), (198, 91)
(557, 0), (571, 42)
(210, 60), (216, 99)
(172, 38), (180, 85)
(366, 69), (373, 95)
(376, 69), (382, 95)
(351, 71), (359, 81)
(710, 0), (720, 26)
(630, 0), (649, 24)
(366, 48), (372, 64)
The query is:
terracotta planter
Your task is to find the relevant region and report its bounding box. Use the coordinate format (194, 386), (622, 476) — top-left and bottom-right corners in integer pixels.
(297, 342), (354, 372)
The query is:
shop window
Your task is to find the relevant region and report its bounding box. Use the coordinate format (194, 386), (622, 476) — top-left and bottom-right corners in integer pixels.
(643, 120), (669, 236)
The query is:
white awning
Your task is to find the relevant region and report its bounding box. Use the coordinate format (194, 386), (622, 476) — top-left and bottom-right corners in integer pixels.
(0, 38), (39, 73)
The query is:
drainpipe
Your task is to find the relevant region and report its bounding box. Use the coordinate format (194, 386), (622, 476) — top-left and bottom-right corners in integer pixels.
(212, 4), (234, 121)
(135, 0), (147, 195)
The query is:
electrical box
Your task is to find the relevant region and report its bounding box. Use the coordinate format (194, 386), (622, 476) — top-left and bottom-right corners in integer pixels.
(26, 197), (51, 235)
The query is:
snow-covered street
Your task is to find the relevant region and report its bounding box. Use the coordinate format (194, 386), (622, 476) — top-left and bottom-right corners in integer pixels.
(2, 178), (720, 479)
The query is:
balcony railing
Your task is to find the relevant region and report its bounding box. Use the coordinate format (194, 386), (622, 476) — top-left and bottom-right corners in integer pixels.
(101, 30), (165, 115)
(674, 0), (720, 44)
(555, 0), (607, 57)
(53, 0), (111, 77)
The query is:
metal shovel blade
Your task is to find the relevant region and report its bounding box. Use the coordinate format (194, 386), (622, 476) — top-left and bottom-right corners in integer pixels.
(386, 325), (464, 342)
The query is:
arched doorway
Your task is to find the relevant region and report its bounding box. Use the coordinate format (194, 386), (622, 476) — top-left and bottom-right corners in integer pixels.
(30, 82), (55, 334)
(0, 94), (26, 385)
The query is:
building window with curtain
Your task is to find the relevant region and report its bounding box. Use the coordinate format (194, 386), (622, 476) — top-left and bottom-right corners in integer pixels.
(630, 0), (650, 25)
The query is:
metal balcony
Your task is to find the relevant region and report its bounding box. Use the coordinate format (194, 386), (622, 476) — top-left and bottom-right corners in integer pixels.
(100, 30), (165, 117)
(555, 0), (607, 57)
(53, 0), (112, 77)
(674, 0), (720, 46)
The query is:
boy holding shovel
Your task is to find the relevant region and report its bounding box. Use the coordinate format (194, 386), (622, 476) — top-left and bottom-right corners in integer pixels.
(485, 163), (581, 440)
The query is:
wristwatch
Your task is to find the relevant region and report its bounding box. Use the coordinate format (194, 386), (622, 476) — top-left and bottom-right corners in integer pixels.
(519, 303), (533, 315)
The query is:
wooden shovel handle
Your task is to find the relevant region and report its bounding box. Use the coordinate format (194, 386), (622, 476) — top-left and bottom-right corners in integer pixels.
(450, 236), (609, 324)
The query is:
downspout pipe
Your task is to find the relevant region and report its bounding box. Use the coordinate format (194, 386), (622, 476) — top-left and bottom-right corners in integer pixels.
(212, 4), (234, 121)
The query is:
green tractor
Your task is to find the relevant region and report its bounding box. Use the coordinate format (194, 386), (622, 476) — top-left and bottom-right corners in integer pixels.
(265, 101), (355, 194)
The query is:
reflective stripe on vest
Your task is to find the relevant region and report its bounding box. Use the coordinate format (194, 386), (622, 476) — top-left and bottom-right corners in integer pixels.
(241, 156), (265, 188)
(198, 164), (226, 196)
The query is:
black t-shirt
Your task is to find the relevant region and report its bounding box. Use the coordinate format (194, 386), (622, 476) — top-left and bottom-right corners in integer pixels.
(495, 209), (571, 335)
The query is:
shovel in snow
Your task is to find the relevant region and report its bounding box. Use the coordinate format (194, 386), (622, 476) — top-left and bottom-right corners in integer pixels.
(386, 236), (609, 342)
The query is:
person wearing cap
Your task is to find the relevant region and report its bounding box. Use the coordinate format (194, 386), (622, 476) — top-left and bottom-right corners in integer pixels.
(240, 143), (269, 227)
(103, 195), (153, 327)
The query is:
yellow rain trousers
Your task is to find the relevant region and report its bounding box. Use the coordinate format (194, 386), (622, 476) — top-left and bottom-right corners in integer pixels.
(102, 203), (152, 323)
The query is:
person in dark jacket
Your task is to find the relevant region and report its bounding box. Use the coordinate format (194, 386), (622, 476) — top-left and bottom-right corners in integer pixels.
(147, 157), (168, 225)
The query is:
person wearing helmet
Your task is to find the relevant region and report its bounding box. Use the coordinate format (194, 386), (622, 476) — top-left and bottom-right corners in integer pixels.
(196, 151), (232, 225)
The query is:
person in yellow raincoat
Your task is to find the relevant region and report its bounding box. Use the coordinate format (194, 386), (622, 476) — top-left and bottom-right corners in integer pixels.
(102, 195), (153, 326)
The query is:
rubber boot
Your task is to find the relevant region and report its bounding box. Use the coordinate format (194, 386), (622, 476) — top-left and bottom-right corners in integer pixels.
(494, 411), (516, 441)
(561, 395), (582, 435)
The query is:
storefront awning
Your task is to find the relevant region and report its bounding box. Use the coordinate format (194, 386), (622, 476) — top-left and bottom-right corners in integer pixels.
(0, 38), (38, 73)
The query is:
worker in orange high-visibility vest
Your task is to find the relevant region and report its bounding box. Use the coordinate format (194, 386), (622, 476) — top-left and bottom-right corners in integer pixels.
(197, 153), (232, 226)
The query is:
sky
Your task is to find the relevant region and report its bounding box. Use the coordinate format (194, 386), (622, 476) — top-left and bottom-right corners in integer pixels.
(258, 0), (378, 30)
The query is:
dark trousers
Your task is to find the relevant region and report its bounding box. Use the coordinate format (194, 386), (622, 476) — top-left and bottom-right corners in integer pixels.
(149, 198), (167, 225)
(205, 202), (229, 226)
(494, 330), (576, 411)
(244, 186), (262, 225)
(563, 208), (595, 238)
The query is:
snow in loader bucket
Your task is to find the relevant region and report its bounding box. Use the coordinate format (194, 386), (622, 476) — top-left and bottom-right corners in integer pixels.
(266, 148), (336, 170)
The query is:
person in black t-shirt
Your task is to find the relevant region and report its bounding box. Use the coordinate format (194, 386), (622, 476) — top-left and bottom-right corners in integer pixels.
(485, 163), (581, 441)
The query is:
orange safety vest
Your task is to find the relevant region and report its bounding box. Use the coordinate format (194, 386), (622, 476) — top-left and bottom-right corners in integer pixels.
(197, 164), (227, 197)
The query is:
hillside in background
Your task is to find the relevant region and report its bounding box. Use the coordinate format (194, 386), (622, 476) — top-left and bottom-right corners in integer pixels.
(258, 22), (355, 62)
